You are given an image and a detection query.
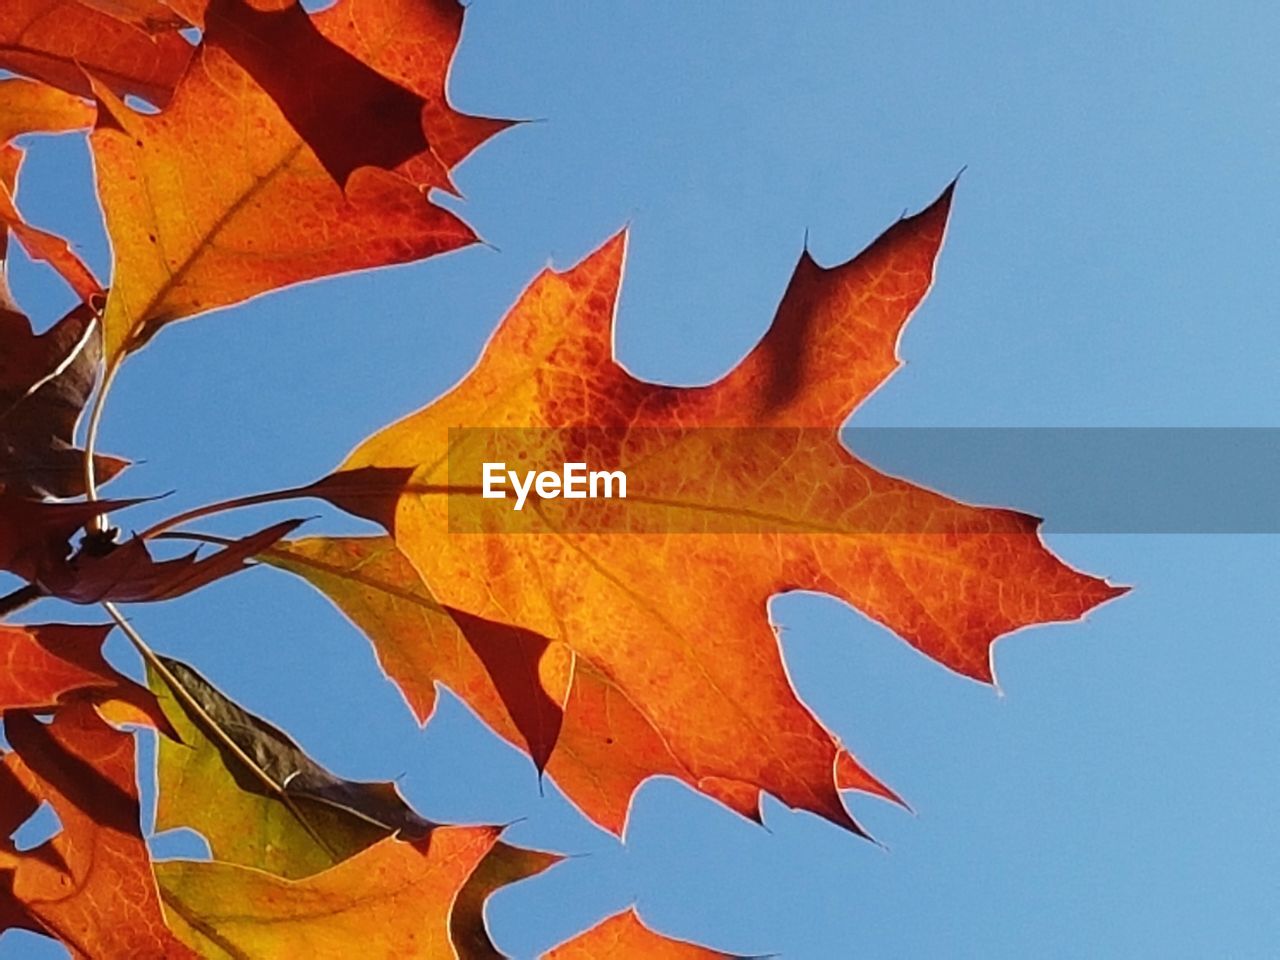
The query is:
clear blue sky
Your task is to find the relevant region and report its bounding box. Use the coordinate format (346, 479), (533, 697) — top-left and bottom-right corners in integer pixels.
(5, 1), (1277, 957)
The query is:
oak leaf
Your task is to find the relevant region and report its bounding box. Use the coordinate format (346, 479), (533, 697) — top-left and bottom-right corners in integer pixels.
(36, 518), (302, 603)
(0, 622), (172, 731)
(545, 908), (732, 959)
(0, 299), (126, 497)
(265, 535), (734, 835)
(0, 78), (96, 148)
(0, 702), (198, 958)
(0, 0), (193, 106)
(92, 0), (509, 366)
(311, 186), (1125, 833)
(149, 656), (432, 880)
(0, 491), (142, 581)
(2, 146), (102, 306)
(155, 826), (559, 959)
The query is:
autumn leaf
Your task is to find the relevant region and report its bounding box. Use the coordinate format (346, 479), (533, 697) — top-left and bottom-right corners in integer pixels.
(310, 185), (1125, 834)
(76, 0), (192, 32)
(92, 0), (510, 366)
(0, 78), (95, 148)
(2, 147), (103, 305)
(451, 841), (561, 959)
(0, 622), (172, 732)
(149, 655), (432, 880)
(0, 702), (198, 959)
(545, 909), (734, 959)
(0, 491), (142, 581)
(0, 299), (128, 497)
(155, 826), (559, 959)
(201, 0), (429, 186)
(0, 0), (193, 106)
(265, 535), (735, 835)
(36, 518), (302, 603)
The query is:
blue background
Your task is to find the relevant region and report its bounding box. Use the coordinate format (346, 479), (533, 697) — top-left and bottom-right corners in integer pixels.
(4, 2), (1277, 957)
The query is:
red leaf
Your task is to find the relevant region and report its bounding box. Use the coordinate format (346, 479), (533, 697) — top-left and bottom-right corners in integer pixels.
(1, 703), (197, 958)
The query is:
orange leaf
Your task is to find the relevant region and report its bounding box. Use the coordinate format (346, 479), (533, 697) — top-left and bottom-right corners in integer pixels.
(545, 908), (732, 959)
(76, 0), (192, 31)
(265, 535), (692, 834)
(0, 78), (96, 147)
(155, 827), (559, 958)
(91, 38), (477, 365)
(2, 146), (103, 304)
(314, 185), (1125, 834)
(202, 0), (429, 186)
(310, 0), (517, 181)
(1, 703), (197, 958)
(0, 622), (173, 733)
(0, 0), (193, 106)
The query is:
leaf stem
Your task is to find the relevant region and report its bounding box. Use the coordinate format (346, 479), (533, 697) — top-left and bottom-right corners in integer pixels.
(83, 355), (122, 534)
(100, 600), (340, 860)
(138, 484), (319, 540)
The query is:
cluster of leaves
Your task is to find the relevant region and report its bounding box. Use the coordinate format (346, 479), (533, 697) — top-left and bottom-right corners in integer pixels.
(0, 0), (1124, 957)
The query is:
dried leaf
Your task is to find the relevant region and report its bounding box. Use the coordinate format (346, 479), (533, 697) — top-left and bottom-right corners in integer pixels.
(0, 301), (126, 498)
(0, 491), (141, 581)
(36, 518), (302, 603)
(313, 186), (1125, 833)
(150, 655), (432, 880)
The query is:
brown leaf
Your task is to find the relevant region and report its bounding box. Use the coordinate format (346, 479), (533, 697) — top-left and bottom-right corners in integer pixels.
(0, 0), (193, 106)
(1, 703), (198, 958)
(36, 518), (302, 603)
(0, 300), (126, 498)
(0, 491), (142, 581)
(150, 655), (432, 880)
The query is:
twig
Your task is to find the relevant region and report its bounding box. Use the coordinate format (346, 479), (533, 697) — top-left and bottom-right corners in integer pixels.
(0, 583), (43, 620)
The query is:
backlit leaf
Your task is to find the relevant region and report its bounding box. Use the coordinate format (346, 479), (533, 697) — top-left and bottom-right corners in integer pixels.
(1, 703), (197, 958)
(545, 908), (733, 959)
(313, 185), (1125, 833)
(0, 622), (172, 732)
(156, 827), (557, 959)
(0, 0), (193, 106)
(149, 655), (432, 880)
